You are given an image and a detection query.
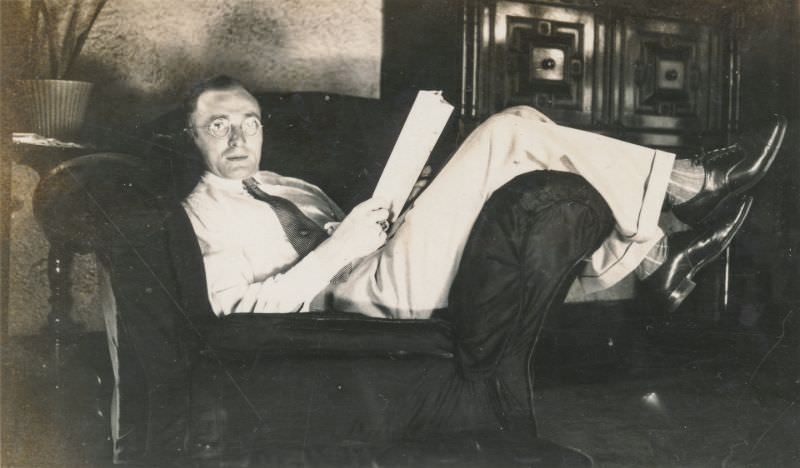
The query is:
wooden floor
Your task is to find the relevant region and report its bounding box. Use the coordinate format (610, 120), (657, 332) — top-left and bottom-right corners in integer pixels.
(2, 309), (798, 467)
(536, 324), (799, 467)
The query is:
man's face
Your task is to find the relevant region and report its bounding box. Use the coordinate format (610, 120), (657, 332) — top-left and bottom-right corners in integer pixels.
(190, 86), (263, 179)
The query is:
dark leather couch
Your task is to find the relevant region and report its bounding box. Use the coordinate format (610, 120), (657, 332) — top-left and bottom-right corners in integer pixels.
(34, 92), (614, 466)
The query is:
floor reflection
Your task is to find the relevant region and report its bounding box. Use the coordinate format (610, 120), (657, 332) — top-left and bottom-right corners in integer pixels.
(535, 306), (799, 467)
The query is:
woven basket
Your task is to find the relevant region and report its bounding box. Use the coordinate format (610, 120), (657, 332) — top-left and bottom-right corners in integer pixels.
(15, 79), (93, 140)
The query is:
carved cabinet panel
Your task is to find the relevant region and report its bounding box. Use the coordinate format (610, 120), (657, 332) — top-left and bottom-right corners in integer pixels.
(493, 1), (602, 125)
(614, 17), (723, 133)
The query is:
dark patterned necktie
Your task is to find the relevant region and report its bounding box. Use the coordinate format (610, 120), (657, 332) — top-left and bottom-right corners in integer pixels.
(242, 177), (329, 258)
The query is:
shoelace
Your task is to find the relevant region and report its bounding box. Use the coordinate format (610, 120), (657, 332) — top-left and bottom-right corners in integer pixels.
(690, 143), (741, 166)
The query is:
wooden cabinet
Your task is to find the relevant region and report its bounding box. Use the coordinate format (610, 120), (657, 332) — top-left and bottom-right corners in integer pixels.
(382, 0), (741, 318)
(384, 0), (740, 153)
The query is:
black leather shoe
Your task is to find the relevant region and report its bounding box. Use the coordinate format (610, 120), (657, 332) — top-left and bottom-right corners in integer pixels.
(673, 114), (787, 227)
(645, 196), (753, 313)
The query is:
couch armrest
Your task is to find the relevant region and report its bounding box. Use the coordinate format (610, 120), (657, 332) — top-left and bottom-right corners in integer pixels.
(33, 154), (209, 462)
(33, 152), (169, 254)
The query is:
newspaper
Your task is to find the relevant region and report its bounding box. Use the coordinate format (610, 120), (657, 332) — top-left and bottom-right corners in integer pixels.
(372, 90), (454, 218)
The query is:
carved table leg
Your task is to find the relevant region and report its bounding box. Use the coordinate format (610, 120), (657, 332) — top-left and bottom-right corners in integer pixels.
(46, 243), (83, 389)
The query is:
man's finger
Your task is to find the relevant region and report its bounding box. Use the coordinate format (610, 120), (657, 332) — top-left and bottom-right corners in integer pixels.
(367, 208), (390, 221)
(358, 197), (389, 212)
(376, 219), (390, 232)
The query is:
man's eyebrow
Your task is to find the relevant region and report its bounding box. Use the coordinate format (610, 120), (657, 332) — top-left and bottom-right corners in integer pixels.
(202, 111), (261, 123)
(204, 113), (229, 123)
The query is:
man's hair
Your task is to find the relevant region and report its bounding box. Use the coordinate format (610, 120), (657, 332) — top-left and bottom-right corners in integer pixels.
(182, 74), (249, 127)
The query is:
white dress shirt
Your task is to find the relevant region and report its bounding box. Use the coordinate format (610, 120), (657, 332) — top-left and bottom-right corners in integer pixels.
(182, 171), (345, 316)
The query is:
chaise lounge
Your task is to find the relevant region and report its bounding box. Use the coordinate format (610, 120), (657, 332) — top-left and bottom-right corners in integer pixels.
(34, 92), (615, 466)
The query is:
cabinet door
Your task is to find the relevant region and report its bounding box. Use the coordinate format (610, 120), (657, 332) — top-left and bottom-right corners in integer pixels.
(614, 16), (723, 133)
(486, 1), (604, 125)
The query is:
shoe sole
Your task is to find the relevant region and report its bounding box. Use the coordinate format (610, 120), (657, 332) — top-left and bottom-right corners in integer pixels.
(665, 196), (754, 313)
(694, 115), (787, 227)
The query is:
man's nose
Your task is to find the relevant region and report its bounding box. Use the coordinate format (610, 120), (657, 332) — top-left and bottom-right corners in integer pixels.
(228, 125), (246, 147)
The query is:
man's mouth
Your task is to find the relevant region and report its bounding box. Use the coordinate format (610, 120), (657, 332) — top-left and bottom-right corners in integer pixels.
(225, 154), (249, 161)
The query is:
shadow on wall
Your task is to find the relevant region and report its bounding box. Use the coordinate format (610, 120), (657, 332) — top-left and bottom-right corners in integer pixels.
(71, 0), (381, 137)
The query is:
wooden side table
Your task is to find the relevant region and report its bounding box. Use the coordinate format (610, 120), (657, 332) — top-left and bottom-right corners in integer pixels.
(8, 133), (93, 380)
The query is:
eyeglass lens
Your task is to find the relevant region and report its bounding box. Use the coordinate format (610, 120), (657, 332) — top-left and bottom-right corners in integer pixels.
(207, 116), (261, 138)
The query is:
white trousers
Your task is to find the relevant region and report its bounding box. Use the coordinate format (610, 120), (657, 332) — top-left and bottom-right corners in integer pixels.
(320, 107), (675, 319)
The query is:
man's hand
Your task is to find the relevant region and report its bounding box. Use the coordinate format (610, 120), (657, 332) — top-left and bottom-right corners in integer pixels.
(228, 198), (390, 315)
(328, 197), (390, 260)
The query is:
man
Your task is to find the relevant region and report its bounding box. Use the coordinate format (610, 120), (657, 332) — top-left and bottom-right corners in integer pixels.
(181, 75), (786, 320)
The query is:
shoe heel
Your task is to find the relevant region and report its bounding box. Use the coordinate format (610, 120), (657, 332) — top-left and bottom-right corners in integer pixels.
(666, 278), (696, 313)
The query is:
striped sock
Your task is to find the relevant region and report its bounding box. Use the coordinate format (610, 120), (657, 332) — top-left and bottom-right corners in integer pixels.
(666, 158), (706, 206)
(635, 236), (669, 280)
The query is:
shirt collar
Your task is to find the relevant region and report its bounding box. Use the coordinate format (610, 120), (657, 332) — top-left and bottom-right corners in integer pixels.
(201, 171), (253, 193)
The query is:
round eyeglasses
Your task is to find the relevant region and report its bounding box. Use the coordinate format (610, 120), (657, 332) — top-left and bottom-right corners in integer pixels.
(188, 116), (263, 139)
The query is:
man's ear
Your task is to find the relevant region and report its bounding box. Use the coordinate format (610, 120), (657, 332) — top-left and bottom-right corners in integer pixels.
(182, 127), (198, 147)
(184, 110), (200, 140)
(175, 128), (203, 168)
